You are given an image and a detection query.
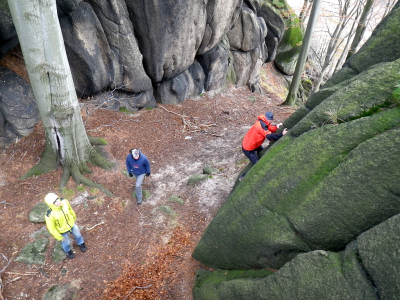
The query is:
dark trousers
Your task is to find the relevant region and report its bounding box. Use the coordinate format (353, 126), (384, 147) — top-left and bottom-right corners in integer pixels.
(266, 133), (283, 141)
(242, 146), (264, 165)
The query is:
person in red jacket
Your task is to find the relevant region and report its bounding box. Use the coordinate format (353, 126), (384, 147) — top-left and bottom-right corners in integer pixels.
(242, 111), (287, 166)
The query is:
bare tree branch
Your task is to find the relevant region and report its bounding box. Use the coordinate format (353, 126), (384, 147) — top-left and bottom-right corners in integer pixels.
(123, 284), (152, 300)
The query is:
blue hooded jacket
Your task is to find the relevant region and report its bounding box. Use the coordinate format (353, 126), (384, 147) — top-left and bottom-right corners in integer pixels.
(126, 150), (150, 176)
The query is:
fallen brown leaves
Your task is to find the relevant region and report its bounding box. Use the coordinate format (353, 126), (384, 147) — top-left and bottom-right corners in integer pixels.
(102, 226), (194, 300)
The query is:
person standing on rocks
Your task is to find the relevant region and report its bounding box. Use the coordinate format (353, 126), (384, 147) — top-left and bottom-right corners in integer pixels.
(242, 111), (288, 166)
(44, 193), (87, 259)
(126, 148), (151, 205)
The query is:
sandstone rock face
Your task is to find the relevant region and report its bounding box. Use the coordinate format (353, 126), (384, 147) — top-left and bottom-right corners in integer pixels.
(192, 2), (400, 299)
(88, 0), (153, 93)
(126, 0), (236, 82)
(0, 67), (40, 148)
(59, 2), (114, 96)
(273, 1), (303, 75)
(0, 0), (288, 113)
(0, 0), (18, 58)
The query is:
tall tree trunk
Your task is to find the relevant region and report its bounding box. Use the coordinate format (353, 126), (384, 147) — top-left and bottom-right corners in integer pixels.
(283, 0), (322, 106)
(333, 18), (359, 72)
(7, 0), (113, 195)
(299, 0), (313, 24)
(346, 0), (375, 60)
(383, 0), (397, 17)
(312, 0), (360, 92)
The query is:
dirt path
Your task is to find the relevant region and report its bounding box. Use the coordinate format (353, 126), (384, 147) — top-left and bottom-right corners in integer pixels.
(0, 82), (295, 299)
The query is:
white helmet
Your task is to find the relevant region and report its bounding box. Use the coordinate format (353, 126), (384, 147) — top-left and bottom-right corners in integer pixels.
(45, 193), (58, 205)
(131, 148), (140, 158)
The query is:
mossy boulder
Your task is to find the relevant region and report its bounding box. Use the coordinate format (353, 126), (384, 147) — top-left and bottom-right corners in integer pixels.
(43, 284), (75, 300)
(157, 205), (175, 214)
(289, 59), (400, 137)
(31, 226), (51, 239)
(28, 202), (49, 223)
(203, 166), (219, 175)
(193, 269), (274, 299)
(15, 237), (49, 265)
(52, 241), (66, 263)
(357, 213), (400, 298)
(193, 100), (400, 270)
(168, 195), (185, 204)
(270, 0), (304, 75)
(194, 213), (400, 299)
(193, 3), (400, 299)
(131, 189), (151, 200)
(188, 174), (209, 186)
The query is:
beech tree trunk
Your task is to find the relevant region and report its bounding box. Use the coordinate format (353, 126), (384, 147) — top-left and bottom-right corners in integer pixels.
(7, 0), (113, 195)
(283, 0), (322, 106)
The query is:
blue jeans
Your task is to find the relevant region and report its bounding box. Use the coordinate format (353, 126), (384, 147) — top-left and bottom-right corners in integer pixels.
(242, 146), (264, 165)
(134, 173), (145, 202)
(61, 224), (84, 252)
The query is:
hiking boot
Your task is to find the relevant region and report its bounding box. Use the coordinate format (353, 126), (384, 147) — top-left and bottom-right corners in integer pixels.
(239, 173), (246, 181)
(66, 250), (75, 259)
(79, 243), (87, 252)
(137, 200), (142, 205)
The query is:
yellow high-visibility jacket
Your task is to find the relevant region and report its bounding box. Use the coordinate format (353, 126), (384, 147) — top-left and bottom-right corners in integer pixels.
(44, 198), (76, 241)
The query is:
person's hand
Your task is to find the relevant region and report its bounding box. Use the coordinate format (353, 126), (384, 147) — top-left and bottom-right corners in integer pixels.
(129, 173), (133, 177)
(283, 128), (288, 135)
(146, 172), (151, 177)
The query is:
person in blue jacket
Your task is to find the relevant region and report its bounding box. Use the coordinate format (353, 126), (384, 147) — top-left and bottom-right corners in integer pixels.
(126, 148), (151, 205)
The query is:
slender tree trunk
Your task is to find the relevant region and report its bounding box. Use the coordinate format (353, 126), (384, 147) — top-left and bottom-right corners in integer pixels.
(334, 20), (359, 72)
(346, 0), (375, 60)
(283, 0), (322, 106)
(383, 0), (397, 16)
(299, 0), (312, 23)
(7, 0), (113, 195)
(312, 0), (361, 92)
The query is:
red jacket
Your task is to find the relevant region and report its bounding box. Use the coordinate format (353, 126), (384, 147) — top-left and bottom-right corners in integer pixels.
(242, 114), (278, 151)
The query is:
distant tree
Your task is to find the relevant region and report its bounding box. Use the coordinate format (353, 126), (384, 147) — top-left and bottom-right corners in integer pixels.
(283, 0), (322, 106)
(312, 0), (363, 92)
(330, 0), (394, 74)
(346, 0), (376, 60)
(7, 0), (114, 195)
(344, 0), (396, 62)
(299, 0), (314, 24)
(332, 18), (359, 72)
(382, 0), (397, 16)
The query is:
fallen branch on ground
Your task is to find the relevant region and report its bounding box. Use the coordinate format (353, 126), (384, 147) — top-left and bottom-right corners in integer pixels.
(0, 254), (12, 274)
(123, 284), (152, 300)
(5, 272), (38, 276)
(0, 277), (3, 300)
(34, 265), (49, 278)
(159, 105), (218, 135)
(86, 117), (138, 132)
(1, 253), (14, 300)
(87, 221), (105, 231)
(7, 276), (22, 283)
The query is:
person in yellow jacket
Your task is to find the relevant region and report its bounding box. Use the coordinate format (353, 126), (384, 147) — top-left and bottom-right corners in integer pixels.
(44, 193), (87, 259)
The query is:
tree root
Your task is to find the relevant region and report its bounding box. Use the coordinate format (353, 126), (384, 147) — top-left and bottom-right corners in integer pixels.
(19, 141), (58, 180)
(88, 136), (109, 145)
(61, 164), (113, 197)
(89, 147), (115, 171)
(21, 138), (115, 196)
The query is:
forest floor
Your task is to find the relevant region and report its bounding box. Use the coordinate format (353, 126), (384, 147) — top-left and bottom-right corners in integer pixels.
(0, 61), (296, 299)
